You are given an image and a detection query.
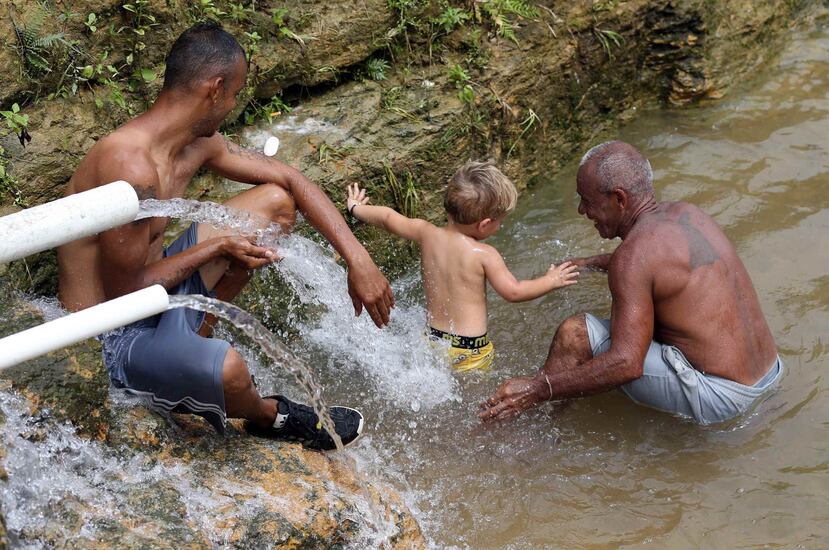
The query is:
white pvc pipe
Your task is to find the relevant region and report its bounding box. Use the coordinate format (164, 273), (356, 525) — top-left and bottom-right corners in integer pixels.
(0, 285), (169, 371)
(0, 180), (138, 264)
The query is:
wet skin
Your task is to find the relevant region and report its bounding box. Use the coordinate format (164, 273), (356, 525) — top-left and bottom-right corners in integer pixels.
(57, 55), (394, 427)
(480, 145), (778, 421)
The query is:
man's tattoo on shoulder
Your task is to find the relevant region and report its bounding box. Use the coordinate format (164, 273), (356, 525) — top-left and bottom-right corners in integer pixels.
(677, 212), (719, 269)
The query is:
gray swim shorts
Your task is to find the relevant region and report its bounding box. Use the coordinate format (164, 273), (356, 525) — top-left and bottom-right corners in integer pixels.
(100, 223), (231, 433)
(585, 313), (783, 425)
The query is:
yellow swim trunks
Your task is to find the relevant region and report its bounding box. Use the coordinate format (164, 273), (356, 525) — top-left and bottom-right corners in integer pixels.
(428, 327), (495, 372)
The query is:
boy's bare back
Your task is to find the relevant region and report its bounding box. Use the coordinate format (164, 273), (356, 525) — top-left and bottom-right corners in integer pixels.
(418, 224), (491, 336)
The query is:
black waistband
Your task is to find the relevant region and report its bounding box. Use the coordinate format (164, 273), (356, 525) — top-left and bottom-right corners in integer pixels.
(428, 327), (490, 349)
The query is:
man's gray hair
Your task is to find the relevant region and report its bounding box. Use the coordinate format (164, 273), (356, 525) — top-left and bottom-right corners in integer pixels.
(579, 141), (654, 197)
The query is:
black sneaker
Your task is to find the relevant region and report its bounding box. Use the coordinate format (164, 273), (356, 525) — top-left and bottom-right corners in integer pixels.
(247, 394), (364, 451)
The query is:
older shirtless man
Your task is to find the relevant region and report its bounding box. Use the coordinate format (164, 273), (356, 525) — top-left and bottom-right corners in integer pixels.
(480, 141), (782, 425)
(57, 23), (394, 449)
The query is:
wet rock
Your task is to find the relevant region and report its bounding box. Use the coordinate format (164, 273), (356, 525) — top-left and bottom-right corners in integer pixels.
(0, 284), (424, 547)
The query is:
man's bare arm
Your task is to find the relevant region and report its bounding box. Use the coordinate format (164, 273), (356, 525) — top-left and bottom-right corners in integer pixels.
(567, 253), (613, 272)
(479, 248), (654, 420)
(203, 134), (395, 327)
(95, 156), (274, 300)
(98, 220), (274, 299)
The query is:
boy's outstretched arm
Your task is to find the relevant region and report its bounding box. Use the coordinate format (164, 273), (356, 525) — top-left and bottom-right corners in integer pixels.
(483, 247), (579, 302)
(347, 183), (430, 243)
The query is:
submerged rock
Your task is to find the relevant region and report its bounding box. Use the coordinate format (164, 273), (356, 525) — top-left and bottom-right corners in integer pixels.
(0, 286), (424, 548)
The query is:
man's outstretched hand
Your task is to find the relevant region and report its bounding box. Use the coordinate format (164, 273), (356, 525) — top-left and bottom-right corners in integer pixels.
(347, 258), (395, 328)
(479, 375), (547, 422)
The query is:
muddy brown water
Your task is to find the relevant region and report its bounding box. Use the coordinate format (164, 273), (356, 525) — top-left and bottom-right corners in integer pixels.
(315, 24), (829, 548)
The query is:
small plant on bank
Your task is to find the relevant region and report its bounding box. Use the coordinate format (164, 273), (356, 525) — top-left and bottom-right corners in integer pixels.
(448, 63), (475, 105)
(594, 28), (624, 60)
(475, 0), (540, 45)
(83, 13), (98, 34)
(365, 58), (391, 81)
(242, 94), (292, 125)
(433, 6), (471, 34)
(1, 104), (31, 147)
(383, 163), (419, 219)
(194, 0), (226, 19)
(0, 146), (27, 208)
(271, 8), (312, 47)
(506, 108), (541, 158)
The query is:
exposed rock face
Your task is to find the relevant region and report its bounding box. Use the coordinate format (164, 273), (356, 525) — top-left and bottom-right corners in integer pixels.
(0, 285), (424, 548)
(1, 0), (822, 293)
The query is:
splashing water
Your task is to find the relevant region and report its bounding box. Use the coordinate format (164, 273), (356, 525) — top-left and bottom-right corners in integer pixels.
(137, 198), (282, 242)
(168, 294), (344, 451)
(138, 198), (459, 410)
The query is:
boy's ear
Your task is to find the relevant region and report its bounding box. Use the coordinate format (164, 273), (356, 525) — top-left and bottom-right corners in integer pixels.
(477, 218), (493, 231)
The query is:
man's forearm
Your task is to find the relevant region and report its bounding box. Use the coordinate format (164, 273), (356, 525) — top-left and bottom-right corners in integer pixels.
(532, 350), (639, 401)
(284, 171), (371, 265)
(574, 253), (613, 272)
(122, 240), (224, 296)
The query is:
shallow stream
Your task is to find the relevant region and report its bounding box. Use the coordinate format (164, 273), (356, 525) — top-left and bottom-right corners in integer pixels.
(299, 24), (828, 548)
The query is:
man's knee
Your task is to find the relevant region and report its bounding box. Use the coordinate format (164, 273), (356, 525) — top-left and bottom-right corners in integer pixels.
(554, 314), (591, 353)
(221, 348), (254, 396)
(261, 183), (296, 231)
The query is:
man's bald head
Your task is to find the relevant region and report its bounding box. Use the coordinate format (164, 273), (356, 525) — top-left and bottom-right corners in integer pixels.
(578, 141), (654, 200)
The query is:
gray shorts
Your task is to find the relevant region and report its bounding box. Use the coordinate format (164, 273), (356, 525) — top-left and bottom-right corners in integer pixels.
(100, 223), (231, 433)
(585, 313), (783, 425)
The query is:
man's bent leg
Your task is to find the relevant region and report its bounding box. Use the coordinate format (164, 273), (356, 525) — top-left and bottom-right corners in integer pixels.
(222, 347), (278, 427)
(479, 314), (593, 420)
(198, 183), (297, 293)
(196, 184), (297, 336)
(540, 314), (594, 378)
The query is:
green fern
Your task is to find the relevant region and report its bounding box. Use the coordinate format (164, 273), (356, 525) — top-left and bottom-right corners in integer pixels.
(13, 6), (72, 78)
(477, 0), (539, 45)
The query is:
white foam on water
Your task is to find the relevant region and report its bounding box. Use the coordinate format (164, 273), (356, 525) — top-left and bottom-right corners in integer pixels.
(269, 235), (459, 410)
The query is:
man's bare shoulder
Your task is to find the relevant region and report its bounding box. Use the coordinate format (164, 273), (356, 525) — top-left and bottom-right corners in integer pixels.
(71, 130), (158, 195)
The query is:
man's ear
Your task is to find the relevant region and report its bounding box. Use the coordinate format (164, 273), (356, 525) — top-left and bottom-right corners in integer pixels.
(477, 218), (493, 232)
(613, 188), (628, 209)
(207, 76), (225, 103)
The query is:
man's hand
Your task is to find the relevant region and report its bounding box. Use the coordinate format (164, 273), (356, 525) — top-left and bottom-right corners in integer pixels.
(545, 261), (580, 289)
(347, 258), (395, 328)
(220, 236), (279, 269)
(479, 375), (548, 422)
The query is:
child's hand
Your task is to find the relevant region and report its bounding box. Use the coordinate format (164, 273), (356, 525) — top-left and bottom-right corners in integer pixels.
(347, 182), (370, 214)
(546, 261), (579, 289)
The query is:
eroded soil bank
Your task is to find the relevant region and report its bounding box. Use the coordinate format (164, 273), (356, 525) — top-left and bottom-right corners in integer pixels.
(1, 0), (824, 288)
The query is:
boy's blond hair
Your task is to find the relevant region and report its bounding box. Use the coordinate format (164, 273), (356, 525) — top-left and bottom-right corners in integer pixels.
(444, 161), (518, 224)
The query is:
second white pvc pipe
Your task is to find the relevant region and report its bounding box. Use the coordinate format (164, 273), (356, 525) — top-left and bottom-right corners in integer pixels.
(0, 285), (170, 371)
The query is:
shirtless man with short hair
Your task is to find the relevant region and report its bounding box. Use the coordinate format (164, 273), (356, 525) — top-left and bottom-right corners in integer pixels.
(58, 23), (394, 449)
(479, 141), (782, 425)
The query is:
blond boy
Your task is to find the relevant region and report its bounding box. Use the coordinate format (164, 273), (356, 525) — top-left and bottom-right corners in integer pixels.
(347, 161), (579, 371)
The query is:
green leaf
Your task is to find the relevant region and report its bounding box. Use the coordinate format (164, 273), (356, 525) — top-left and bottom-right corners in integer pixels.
(140, 68), (156, 82)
